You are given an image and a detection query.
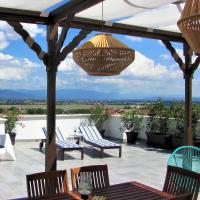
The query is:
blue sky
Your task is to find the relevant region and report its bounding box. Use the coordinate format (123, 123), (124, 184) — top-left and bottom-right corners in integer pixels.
(0, 21), (200, 99)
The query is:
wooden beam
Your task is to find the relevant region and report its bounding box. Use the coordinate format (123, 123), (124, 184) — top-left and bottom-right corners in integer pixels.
(50, 0), (103, 24)
(0, 7), (48, 24)
(70, 17), (184, 42)
(161, 40), (185, 71)
(59, 29), (91, 63)
(190, 56), (200, 74)
(7, 21), (47, 65)
(0, 7), (185, 43)
(56, 15), (74, 52)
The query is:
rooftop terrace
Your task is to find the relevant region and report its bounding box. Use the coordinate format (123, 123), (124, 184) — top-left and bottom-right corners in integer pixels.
(0, 139), (180, 200)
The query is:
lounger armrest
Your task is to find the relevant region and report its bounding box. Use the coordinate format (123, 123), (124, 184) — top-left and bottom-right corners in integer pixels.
(168, 193), (192, 200)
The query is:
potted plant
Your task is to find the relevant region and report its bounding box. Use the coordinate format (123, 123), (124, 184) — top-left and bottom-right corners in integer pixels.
(89, 104), (110, 137)
(121, 107), (142, 144)
(146, 98), (171, 148)
(170, 102), (184, 149)
(192, 104), (200, 147)
(4, 109), (19, 145)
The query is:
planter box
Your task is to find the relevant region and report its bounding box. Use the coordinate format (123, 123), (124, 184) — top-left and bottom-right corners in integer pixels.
(171, 137), (183, 149)
(194, 139), (200, 148)
(172, 138), (200, 149)
(146, 132), (172, 149)
(126, 131), (138, 144)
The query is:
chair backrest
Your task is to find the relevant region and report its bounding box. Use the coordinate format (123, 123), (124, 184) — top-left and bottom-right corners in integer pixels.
(56, 127), (65, 141)
(26, 170), (69, 199)
(79, 126), (102, 141)
(42, 127), (62, 141)
(163, 165), (200, 200)
(168, 146), (200, 173)
(42, 127), (47, 138)
(71, 164), (110, 192)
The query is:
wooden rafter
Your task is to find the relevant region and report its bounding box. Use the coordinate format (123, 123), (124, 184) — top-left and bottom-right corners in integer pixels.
(8, 21), (47, 65)
(0, 7), (48, 24)
(189, 57), (200, 74)
(70, 17), (184, 43)
(56, 14), (74, 53)
(59, 29), (91, 63)
(0, 8), (184, 43)
(50, 0), (103, 24)
(161, 40), (185, 71)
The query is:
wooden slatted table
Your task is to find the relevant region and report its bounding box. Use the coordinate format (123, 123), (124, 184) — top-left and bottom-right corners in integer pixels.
(90, 181), (174, 200)
(16, 181), (174, 200)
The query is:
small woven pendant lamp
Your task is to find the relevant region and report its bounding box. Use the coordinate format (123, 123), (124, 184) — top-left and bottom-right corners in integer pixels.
(73, 34), (135, 76)
(177, 0), (200, 55)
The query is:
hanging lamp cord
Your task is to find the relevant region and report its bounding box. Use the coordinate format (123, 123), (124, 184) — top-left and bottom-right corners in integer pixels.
(101, 1), (104, 34)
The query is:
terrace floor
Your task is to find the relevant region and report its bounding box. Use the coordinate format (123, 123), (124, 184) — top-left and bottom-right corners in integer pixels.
(0, 139), (199, 200)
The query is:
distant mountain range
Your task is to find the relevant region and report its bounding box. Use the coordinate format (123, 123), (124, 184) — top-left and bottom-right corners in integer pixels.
(0, 89), (117, 100)
(0, 89), (200, 102)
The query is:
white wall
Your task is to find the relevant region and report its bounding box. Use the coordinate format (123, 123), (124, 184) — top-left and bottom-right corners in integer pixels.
(0, 118), (6, 134)
(13, 114), (200, 141)
(15, 114), (90, 140)
(103, 115), (148, 141)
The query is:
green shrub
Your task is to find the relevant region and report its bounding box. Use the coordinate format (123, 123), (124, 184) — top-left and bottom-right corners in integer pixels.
(5, 110), (19, 134)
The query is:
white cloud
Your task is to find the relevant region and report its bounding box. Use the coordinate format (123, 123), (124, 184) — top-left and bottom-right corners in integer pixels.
(58, 53), (83, 73)
(22, 23), (46, 38)
(23, 58), (40, 68)
(125, 35), (142, 42)
(0, 21), (46, 49)
(122, 51), (182, 80)
(0, 52), (41, 81)
(158, 40), (164, 46)
(160, 53), (170, 60)
(0, 31), (9, 49)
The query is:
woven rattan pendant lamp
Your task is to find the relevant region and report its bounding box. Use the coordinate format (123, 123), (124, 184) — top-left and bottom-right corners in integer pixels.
(177, 0), (200, 55)
(73, 1), (135, 76)
(73, 34), (135, 76)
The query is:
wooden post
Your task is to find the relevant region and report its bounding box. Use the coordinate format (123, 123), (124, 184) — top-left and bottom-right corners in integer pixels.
(183, 43), (193, 146)
(45, 24), (58, 171)
(184, 72), (193, 145)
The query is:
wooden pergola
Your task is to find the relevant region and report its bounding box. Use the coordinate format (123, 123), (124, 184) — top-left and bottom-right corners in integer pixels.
(0, 0), (199, 171)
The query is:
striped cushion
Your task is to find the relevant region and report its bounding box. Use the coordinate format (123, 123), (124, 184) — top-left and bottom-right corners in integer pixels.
(42, 127), (83, 149)
(79, 126), (120, 147)
(56, 140), (82, 149)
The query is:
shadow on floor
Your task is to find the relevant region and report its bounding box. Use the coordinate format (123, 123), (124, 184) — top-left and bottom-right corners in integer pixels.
(127, 139), (172, 155)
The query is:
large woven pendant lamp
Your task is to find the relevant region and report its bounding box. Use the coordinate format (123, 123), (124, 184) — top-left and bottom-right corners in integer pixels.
(73, 34), (135, 76)
(177, 0), (200, 55)
(73, 1), (135, 76)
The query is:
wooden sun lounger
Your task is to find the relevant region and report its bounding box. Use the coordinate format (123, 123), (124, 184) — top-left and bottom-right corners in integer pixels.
(79, 125), (121, 158)
(41, 127), (83, 160)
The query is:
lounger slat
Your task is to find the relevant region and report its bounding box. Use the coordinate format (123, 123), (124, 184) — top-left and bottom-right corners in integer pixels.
(41, 127), (84, 160)
(79, 125), (122, 157)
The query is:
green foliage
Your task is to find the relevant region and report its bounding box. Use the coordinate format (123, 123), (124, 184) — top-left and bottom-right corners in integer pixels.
(65, 108), (91, 114)
(169, 102), (184, 138)
(121, 107), (142, 132)
(27, 108), (47, 114)
(5, 110), (19, 134)
(0, 107), (4, 113)
(56, 108), (65, 114)
(89, 104), (110, 130)
(146, 98), (170, 135)
(192, 104), (200, 137)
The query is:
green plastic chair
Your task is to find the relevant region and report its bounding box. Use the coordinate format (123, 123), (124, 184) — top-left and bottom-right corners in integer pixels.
(168, 146), (200, 174)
